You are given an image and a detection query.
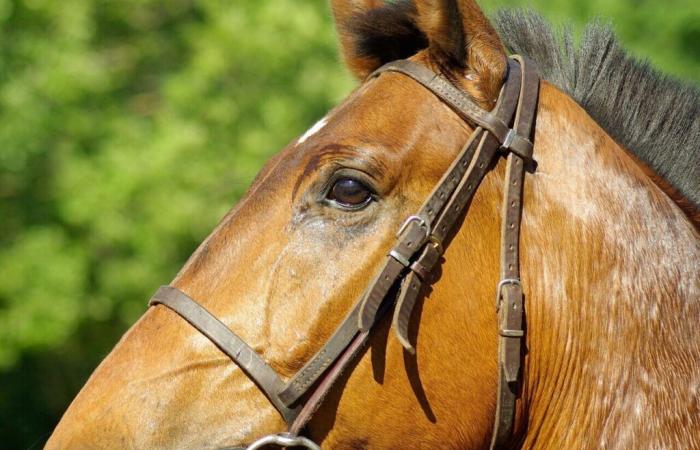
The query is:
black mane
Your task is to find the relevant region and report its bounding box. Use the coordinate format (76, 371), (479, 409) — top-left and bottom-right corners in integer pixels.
(348, 3), (700, 209)
(493, 10), (700, 210)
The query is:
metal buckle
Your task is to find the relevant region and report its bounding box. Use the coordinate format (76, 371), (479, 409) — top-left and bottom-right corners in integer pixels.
(245, 432), (321, 450)
(495, 278), (521, 311)
(391, 216), (433, 267)
(396, 215), (430, 239)
(428, 235), (444, 255)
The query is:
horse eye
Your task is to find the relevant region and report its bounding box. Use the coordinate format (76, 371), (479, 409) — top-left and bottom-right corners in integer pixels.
(328, 178), (373, 208)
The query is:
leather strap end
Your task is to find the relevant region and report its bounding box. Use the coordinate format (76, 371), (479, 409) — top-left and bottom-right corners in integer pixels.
(502, 340), (521, 384)
(490, 369), (517, 449)
(392, 271), (423, 354)
(357, 256), (405, 331)
(410, 243), (442, 282)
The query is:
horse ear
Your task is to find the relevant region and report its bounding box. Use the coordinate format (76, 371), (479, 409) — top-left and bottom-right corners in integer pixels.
(414, 0), (507, 105)
(331, 0), (507, 105)
(331, 0), (427, 79)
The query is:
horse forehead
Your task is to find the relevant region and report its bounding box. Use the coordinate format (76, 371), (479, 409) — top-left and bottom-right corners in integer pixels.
(263, 74), (460, 195)
(304, 77), (448, 151)
(297, 116), (328, 145)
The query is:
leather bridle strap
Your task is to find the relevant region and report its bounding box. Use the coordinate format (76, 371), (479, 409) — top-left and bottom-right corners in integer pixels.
(368, 59), (534, 161)
(148, 286), (301, 424)
(490, 54), (539, 449)
(146, 56), (539, 449)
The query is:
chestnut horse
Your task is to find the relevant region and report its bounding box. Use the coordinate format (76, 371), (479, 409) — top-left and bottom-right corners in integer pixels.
(47, 1), (699, 449)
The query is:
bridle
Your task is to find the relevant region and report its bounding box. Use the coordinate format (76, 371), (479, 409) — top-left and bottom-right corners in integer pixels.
(148, 55), (539, 449)
(149, 55), (538, 450)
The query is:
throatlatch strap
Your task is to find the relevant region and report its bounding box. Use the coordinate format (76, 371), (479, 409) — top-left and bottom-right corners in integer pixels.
(149, 286), (300, 424)
(490, 55), (540, 450)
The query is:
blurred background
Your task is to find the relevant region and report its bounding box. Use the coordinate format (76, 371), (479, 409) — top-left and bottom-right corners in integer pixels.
(0, 0), (697, 447)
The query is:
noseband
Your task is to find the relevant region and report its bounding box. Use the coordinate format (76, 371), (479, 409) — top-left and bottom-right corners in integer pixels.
(149, 55), (539, 449)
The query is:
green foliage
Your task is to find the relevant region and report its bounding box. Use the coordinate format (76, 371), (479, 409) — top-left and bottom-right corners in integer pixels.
(0, 0), (696, 446)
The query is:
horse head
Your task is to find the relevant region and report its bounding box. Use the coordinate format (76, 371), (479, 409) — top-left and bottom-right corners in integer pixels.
(46, 1), (700, 448)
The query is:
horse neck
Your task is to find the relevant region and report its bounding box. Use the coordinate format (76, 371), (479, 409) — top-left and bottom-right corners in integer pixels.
(519, 82), (700, 448)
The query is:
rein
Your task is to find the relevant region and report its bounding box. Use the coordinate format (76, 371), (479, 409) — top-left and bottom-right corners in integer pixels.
(148, 55), (539, 449)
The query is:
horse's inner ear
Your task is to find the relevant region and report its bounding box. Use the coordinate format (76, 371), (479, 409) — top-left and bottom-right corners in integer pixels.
(331, 0), (428, 79)
(414, 0), (466, 63)
(332, 0), (507, 106)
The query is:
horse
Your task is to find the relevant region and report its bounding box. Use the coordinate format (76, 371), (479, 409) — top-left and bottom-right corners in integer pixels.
(46, 0), (700, 448)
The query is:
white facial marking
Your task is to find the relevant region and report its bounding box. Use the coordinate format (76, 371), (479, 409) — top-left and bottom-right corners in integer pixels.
(297, 117), (327, 145)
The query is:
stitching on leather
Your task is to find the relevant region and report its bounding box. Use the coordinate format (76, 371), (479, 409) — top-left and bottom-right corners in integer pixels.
(290, 349), (332, 392)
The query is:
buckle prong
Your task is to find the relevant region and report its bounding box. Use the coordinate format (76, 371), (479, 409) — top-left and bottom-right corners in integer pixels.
(495, 278), (521, 310)
(397, 215), (430, 239)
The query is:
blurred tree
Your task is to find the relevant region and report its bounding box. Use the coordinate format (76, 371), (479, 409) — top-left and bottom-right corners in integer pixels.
(0, 0), (697, 446)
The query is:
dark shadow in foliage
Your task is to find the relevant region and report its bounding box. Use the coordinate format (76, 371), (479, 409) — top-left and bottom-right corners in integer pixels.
(0, 317), (127, 449)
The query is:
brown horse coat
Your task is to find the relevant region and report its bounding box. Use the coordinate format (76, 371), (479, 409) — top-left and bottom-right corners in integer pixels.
(47, 1), (700, 448)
